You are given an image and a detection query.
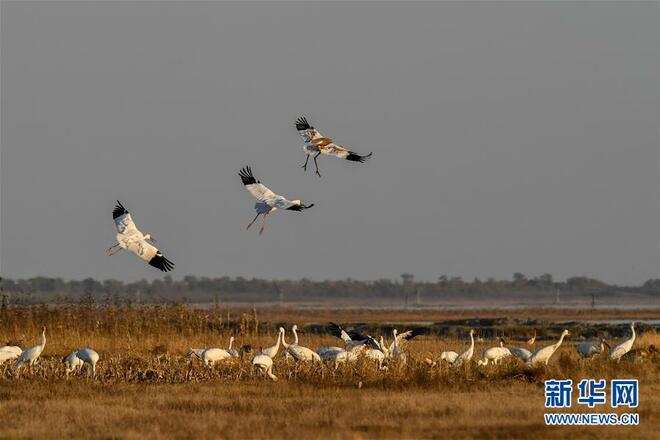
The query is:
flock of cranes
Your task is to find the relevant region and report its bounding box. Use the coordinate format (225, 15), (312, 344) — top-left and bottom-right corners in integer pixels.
(0, 322), (647, 381)
(107, 116), (372, 270)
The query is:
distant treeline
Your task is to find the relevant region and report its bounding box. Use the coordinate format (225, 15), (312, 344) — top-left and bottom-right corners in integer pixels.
(1, 274), (658, 305)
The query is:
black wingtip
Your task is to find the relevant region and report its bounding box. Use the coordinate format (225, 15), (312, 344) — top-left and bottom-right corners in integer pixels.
(406, 328), (429, 340)
(238, 166), (258, 185)
(345, 152), (373, 163)
(348, 330), (367, 341)
(295, 116), (312, 131)
(112, 201), (128, 219)
(148, 254), (175, 272)
(327, 322), (342, 337)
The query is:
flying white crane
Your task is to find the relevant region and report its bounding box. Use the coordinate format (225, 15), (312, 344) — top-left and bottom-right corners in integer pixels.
(107, 201), (174, 272)
(509, 347), (533, 362)
(577, 338), (609, 359)
(609, 322), (636, 362)
(528, 330), (570, 366)
(64, 348), (100, 377)
(15, 327), (46, 372)
(452, 329), (476, 367)
(285, 325), (321, 363)
(252, 350), (278, 381)
(295, 117), (372, 177)
(477, 337), (512, 366)
(238, 167), (314, 235)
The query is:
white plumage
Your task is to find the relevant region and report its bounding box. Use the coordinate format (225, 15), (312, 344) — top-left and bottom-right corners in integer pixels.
(252, 352), (278, 381)
(0, 346), (22, 364)
(107, 201), (174, 272)
(609, 322), (636, 361)
(439, 350), (459, 364)
(284, 325), (321, 363)
(261, 327), (285, 359)
(201, 348), (232, 368)
(452, 329), (475, 367)
(477, 338), (511, 366)
(239, 167), (314, 235)
(64, 348), (100, 377)
(528, 330), (570, 366)
(16, 327), (46, 371)
(295, 117), (372, 177)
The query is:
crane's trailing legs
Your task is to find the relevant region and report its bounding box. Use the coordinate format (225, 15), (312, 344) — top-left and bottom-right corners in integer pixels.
(106, 243), (121, 254)
(259, 212), (270, 236)
(246, 213), (261, 230)
(313, 152), (322, 177)
(106, 243), (124, 256)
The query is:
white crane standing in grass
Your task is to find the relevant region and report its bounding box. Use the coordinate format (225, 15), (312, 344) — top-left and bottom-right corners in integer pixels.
(577, 338), (609, 359)
(262, 327), (285, 359)
(295, 116), (372, 177)
(64, 348), (100, 377)
(452, 329), (476, 367)
(284, 325), (321, 363)
(16, 327), (46, 372)
(238, 167), (314, 235)
(251, 328), (284, 381)
(252, 350), (278, 381)
(609, 322), (636, 362)
(528, 329), (570, 366)
(107, 201), (174, 272)
(201, 347), (232, 368)
(477, 337), (512, 366)
(440, 350), (459, 364)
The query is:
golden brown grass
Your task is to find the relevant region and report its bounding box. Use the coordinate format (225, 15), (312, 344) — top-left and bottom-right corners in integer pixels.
(0, 305), (658, 439)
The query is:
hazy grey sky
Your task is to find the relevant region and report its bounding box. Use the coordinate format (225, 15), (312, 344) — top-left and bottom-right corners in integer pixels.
(2, 1), (658, 284)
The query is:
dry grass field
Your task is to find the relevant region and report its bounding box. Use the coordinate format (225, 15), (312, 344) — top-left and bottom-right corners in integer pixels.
(0, 305), (658, 439)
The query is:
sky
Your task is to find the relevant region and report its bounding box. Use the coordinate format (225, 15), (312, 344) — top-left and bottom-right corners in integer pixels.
(1, 1), (658, 284)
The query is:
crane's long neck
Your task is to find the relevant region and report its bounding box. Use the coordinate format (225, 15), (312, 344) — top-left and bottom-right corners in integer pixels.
(630, 325), (636, 344)
(555, 333), (567, 349)
(280, 331), (288, 349)
(40, 330), (46, 349)
(292, 328), (299, 345)
(469, 332), (474, 350)
(228, 337), (234, 351)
